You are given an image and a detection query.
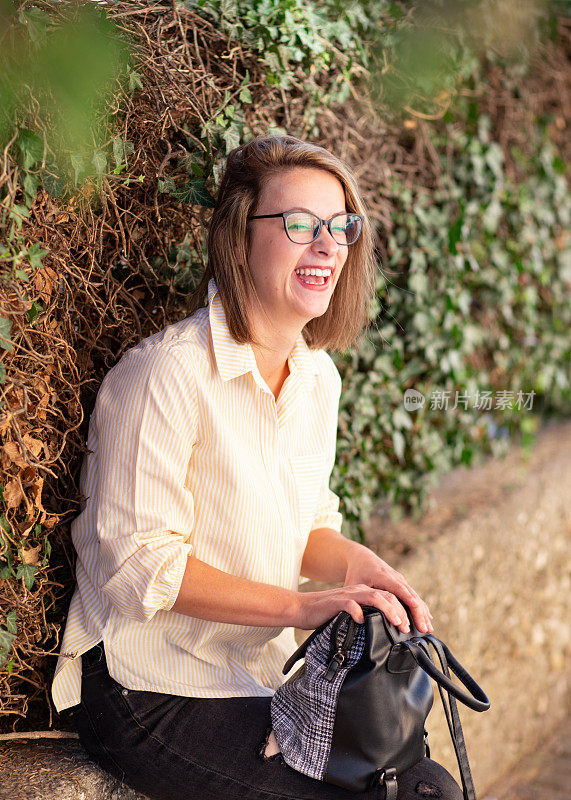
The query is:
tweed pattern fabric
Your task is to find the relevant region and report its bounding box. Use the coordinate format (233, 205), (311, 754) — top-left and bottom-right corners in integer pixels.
(270, 614), (366, 780)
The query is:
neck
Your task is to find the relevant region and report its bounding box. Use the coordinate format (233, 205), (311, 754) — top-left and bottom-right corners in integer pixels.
(250, 336), (297, 386)
(248, 317), (302, 386)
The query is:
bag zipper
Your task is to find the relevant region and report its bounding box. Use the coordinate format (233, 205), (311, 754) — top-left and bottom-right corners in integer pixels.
(324, 649), (346, 680)
(323, 613), (358, 682)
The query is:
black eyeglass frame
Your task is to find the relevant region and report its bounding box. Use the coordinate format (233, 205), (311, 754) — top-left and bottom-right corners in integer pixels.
(247, 211), (364, 246)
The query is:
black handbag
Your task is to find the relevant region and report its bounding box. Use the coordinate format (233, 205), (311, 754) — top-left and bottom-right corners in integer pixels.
(270, 603), (490, 799)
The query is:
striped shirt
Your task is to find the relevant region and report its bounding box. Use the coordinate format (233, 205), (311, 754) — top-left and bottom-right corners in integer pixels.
(51, 278), (343, 712)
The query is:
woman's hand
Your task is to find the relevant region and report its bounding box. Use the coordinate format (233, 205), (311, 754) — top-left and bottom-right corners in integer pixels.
(343, 547), (433, 634)
(293, 547), (434, 634)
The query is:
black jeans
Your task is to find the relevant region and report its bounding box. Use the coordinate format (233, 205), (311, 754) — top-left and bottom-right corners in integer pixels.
(66, 643), (463, 800)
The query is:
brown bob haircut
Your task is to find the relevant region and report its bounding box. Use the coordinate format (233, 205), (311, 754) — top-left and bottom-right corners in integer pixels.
(188, 134), (377, 353)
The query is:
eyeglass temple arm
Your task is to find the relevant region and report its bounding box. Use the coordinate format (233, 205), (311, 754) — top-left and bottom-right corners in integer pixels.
(248, 213), (362, 221)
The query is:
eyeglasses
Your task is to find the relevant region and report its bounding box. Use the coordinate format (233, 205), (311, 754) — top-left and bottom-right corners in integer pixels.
(247, 210), (364, 246)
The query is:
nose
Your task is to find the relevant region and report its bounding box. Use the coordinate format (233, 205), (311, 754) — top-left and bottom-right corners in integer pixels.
(311, 223), (339, 254)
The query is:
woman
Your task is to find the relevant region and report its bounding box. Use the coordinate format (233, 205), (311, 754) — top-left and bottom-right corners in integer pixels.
(52, 135), (463, 800)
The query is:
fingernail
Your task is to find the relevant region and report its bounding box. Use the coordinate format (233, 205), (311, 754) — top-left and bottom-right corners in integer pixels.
(395, 617), (402, 626)
(419, 622), (428, 632)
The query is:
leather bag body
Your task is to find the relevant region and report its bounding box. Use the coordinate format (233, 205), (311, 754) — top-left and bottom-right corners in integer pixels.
(271, 603), (490, 799)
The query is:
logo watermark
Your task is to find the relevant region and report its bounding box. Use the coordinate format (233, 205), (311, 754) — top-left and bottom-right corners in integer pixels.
(403, 389), (426, 411)
(403, 389), (536, 412)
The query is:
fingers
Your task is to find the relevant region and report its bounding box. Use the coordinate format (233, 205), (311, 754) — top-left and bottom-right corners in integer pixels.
(378, 589), (410, 631)
(383, 572), (434, 633)
(348, 584), (433, 634)
(347, 600), (365, 624)
(400, 586), (433, 633)
(349, 585), (410, 633)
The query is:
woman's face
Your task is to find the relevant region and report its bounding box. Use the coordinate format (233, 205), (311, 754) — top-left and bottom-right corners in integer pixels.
(244, 167), (349, 337)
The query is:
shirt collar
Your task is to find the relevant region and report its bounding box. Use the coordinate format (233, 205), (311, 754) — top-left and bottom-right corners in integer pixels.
(208, 278), (319, 392)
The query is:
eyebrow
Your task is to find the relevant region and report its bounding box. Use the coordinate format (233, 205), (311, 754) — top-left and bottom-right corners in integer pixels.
(287, 206), (348, 216)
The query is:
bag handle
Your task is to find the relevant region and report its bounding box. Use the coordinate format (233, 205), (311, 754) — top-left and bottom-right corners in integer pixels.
(400, 637), (490, 712)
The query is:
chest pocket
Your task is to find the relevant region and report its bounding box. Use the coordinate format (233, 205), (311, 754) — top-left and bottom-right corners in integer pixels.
(289, 451), (327, 535)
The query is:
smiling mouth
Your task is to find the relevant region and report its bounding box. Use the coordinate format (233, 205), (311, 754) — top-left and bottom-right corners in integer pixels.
(293, 267), (334, 288)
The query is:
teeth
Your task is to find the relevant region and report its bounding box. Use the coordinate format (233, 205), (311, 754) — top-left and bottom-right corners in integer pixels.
(295, 268), (332, 277)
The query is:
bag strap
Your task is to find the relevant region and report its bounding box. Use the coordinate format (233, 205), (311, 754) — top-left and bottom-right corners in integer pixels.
(404, 635), (481, 800)
(422, 636), (477, 800)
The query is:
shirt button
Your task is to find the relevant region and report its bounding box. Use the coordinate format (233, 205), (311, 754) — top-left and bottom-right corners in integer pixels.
(122, 688), (129, 696)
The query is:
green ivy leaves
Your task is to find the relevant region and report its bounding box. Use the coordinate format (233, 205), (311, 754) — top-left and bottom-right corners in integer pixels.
(333, 106), (569, 541)
(0, 611), (17, 669)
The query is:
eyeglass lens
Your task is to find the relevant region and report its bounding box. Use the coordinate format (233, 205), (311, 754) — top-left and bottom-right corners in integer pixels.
(286, 212), (362, 244)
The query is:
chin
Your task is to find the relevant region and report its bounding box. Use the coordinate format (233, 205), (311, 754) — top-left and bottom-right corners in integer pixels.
(297, 304), (330, 327)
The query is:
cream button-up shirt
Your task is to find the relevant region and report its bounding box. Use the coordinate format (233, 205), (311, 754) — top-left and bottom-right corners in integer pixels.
(51, 278), (343, 712)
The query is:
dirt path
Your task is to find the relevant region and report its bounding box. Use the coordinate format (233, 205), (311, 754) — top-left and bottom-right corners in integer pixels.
(482, 715), (571, 800)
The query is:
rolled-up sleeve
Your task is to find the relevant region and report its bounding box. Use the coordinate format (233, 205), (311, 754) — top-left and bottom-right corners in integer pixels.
(94, 344), (198, 623)
(310, 487), (343, 534)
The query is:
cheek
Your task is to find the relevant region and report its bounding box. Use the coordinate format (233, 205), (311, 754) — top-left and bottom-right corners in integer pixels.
(252, 232), (294, 266)
(337, 251), (349, 271)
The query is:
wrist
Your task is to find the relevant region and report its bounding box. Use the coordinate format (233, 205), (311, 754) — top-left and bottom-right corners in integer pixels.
(301, 528), (364, 584)
(287, 590), (304, 628)
(343, 538), (368, 565)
